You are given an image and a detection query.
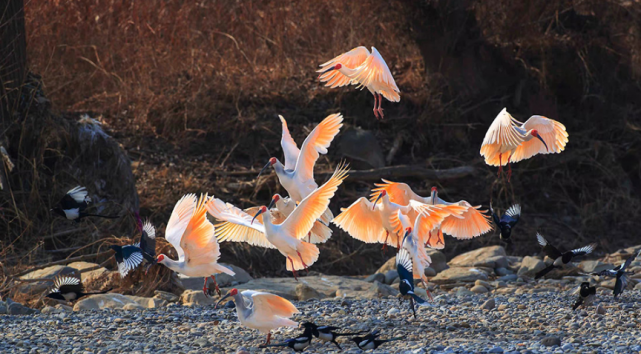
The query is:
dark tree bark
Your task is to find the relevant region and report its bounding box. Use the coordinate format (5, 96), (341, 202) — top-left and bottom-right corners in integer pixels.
(0, 0), (27, 126)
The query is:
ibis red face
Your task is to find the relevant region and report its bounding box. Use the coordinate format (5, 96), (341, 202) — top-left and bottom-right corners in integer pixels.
(215, 288), (238, 309)
(372, 190), (386, 210)
(156, 254), (165, 263)
(251, 206), (267, 224)
(319, 63), (342, 75)
(267, 195), (279, 209)
(402, 227), (412, 244)
(531, 129), (549, 151)
(431, 186), (437, 203)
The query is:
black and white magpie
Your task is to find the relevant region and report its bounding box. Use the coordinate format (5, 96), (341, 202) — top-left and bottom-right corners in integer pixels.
(535, 233), (597, 279)
(259, 325), (312, 352)
(397, 235), (430, 319)
(51, 186), (119, 221)
(572, 282), (596, 310)
(593, 254), (636, 298)
(350, 330), (403, 350)
(301, 322), (366, 350)
(490, 203), (520, 244)
(45, 274), (110, 302)
(110, 220), (157, 277)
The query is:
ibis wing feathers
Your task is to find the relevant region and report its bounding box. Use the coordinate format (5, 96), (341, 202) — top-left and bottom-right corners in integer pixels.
(294, 113), (343, 183)
(278, 115), (301, 171)
(438, 202), (493, 240)
(370, 179), (423, 205)
(281, 163), (348, 239)
(165, 194), (198, 261)
(350, 47), (400, 102)
(206, 198), (274, 249)
(333, 197), (386, 244)
(180, 194), (222, 267)
(249, 291), (299, 319)
(510, 115), (568, 163)
(480, 108), (526, 166)
(318, 46), (370, 88)
(410, 201), (468, 241)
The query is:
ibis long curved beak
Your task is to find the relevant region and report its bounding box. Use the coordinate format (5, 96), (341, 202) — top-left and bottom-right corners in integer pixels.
(257, 161), (272, 179)
(536, 135), (549, 152)
(267, 199), (276, 210)
(372, 192), (384, 210)
(251, 208), (264, 225)
(319, 65), (337, 75)
(402, 229), (411, 245)
(431, 190), (437, 204)
(215, 293), (232, 309)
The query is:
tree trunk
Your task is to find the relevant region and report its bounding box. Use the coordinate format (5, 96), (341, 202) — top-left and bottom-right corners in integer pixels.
(0, 0), (27, 126)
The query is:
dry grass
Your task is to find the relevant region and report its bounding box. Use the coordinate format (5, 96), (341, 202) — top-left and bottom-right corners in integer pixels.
(2, 0), (641, 294)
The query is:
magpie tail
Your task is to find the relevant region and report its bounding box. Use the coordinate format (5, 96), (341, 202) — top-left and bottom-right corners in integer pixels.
(572, 297), (583, 310)
(83, 213), (121, 219)
(535, 264), (556, 279)
(334, 330), (368, 337)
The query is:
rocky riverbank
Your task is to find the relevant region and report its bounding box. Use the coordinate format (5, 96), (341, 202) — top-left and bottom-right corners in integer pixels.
(2, 245), (640, 353)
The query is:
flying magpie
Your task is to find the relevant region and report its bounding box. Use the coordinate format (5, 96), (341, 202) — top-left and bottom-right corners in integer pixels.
(110, 220), (157, 277)
(51, 186), (119, 221)
(572, 282), (596, 310)
(45, 274), (111, 302)
(490, 203), (520, 244)
(535, 233), (596, 279)
(350, 330), (403, 350)
(301, 322), (366, 350)
(593, 253), (637, 298)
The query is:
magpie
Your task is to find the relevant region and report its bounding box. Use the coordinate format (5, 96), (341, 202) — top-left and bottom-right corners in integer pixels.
(397, 234), (430, 319)
(572, 282), (596, 310)
(490, 203), (520, 244)
(45, 274), (111, 302)
(593, 253), (636, 298)
(259, 325), (312, 352)
(110, 220), (157, 277)
(301, 322), (366, 350)
(350, 330), (403, 350)
(535, 233), (596, 279)
(51, 186), (119, 221)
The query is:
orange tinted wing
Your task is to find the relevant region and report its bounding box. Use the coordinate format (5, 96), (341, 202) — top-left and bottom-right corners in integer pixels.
(351, 47), (400, 102)
(439, 202), (493, 239)
(249, 291), (299, 319)
(510, 115), (568, 163)
(165, 194), (198, 261)
(370, 179), (422, 205)
(333, 197), (386, 244)
(206, 197), (274, 249)
(294, 113), (343, 183)
(282, 163), (349, 239)
(180, 194), (221, 266)
(278, 115), (301, 170)
(480, 108), (526, 166)
(411, 201), (467, 242)
(318, 46), (370, 88)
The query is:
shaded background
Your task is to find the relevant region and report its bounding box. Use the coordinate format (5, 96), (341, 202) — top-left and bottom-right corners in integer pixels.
(2, 0), (641, 281)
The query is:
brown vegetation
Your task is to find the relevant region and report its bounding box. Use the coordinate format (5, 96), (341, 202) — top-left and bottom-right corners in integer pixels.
(2, 0), (641, 296)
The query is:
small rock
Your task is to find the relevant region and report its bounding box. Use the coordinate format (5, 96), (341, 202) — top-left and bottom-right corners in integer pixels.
(541, 336), (561, 347)
(596, 304), (606, 315)
(426, 249), (448, 273)
(455, 287), (475, 296)
(488, 347), (504, 353)
(386, 308), (400, 317)
(423, 267), (437, 277)
(475, 279), (492, 288)
(471, 285), (488, 294)
(8, 302), (38, 315)
(495, 267), (511, 276)
(432, 267), (489, 283)
(376, 257), (397, 274)
(180, 290), (216, 307)
(499, 274), (518, 282)
(364, 273), (385, 283)
(295, 283), (323, 301)
(123, 303), (145, 310)
(497, 304), (508, 311)
(153, 290), (180, 303)
(561, 343), (574, 351)
(480, 298), (495, 310)
(449, 246), (506, 267)
(366, 281), (399, 298)
(384, 270), (399, 285)
(518, 256), (547, 276)
(0, 303), (6, 315)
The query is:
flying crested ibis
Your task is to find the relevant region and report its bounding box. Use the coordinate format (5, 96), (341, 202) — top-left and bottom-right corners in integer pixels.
(318, 46), (400, 119)
(480, 108), (568, 180)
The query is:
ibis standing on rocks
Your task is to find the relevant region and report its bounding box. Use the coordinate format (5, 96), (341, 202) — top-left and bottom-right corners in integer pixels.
(593, 254), (637, 298)
(156, 194), (234, 296)
(110, 220), (157, 277)
(535, 233), (597, 279)
(480, 108), (568, 180)
(301, 322), (366, 350)
(490, 204), (521, 244)
(45, 274), (110, 302)
(396, 243), (431, 319)
(216, 288), (299, 346)
(371, 181), (493, 249)
(318, 46), (400, 120)
(572, 282), (596, 310)
(350, 330), (403, 350)
(51, 186), (119, 221)
(209, 163), (349, 279)
(259, 113), (343, 226)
